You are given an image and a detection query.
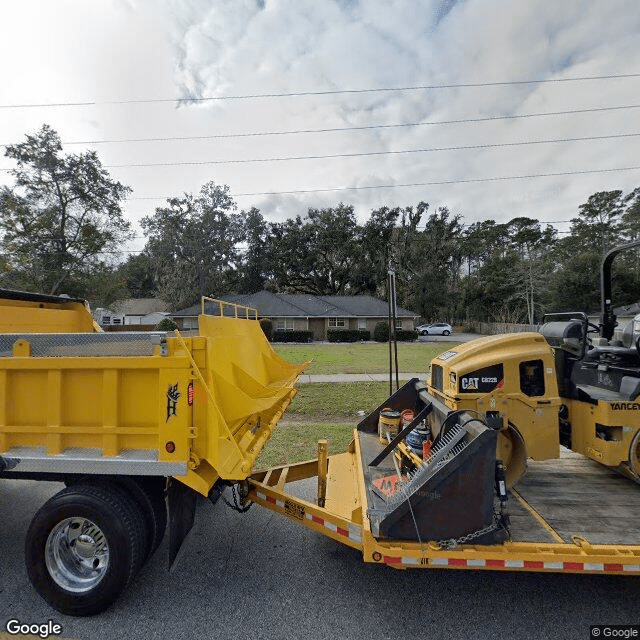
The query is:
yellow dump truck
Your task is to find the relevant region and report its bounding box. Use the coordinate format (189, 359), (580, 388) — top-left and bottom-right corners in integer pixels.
(1, 289), (639, 617)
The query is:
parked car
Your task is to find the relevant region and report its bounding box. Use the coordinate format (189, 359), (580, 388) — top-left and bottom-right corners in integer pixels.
(416, 322), (452, 336)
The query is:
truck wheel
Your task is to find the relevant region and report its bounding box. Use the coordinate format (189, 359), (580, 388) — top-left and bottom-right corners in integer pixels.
(71, 477), (167, 563)
(25, 484), (145, 616)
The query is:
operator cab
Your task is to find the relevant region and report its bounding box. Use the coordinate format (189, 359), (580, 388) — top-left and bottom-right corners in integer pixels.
(540, 316), (640, 404)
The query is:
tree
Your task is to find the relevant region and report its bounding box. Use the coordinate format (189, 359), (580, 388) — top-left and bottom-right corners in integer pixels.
(116, 252), (158, 299)
(237, 208), (270, 293)
(141, 182), (243, 309)
(570, 190), (625, 258)
(0, 124), (132, 295)
(269, 204), (361, 295)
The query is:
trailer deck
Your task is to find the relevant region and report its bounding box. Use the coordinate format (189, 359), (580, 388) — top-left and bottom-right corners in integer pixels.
(248, 430), (640, 575)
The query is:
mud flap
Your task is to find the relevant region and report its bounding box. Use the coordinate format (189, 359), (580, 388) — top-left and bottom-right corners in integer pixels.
(168, 480), (197, 569)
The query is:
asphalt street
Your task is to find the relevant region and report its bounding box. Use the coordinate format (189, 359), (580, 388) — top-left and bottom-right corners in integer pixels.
(1, 478), (638, 640)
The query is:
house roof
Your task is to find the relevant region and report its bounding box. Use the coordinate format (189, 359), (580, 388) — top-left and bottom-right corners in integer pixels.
(171, 291), (417, 319)
(111, 298), (169, 316)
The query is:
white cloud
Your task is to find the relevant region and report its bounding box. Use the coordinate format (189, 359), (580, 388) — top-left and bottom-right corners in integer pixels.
(0, 0), (639, 249)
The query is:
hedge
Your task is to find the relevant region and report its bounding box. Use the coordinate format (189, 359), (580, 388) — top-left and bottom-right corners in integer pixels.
(272, 329), (313, 343)
(327, 329), (370, 342)
(155, 317), (178, 331)
(373, 321), (418, 342)
(259, 318), (274, 341)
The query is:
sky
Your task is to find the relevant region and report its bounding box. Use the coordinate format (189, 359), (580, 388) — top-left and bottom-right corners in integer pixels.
(0, 0), (639, 255)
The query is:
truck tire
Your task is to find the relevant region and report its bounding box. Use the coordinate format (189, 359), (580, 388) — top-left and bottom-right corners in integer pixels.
(69, 476), (167, 563)
(25, 484), (146, 616)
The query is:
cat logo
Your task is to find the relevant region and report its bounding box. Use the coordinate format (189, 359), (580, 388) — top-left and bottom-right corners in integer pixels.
(461, 377), (479, 390)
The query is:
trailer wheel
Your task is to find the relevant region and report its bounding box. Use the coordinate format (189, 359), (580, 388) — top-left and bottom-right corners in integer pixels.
(25, 484), (146, 616)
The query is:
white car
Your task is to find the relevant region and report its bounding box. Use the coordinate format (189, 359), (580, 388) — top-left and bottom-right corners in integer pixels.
(416, 322), (452, 336)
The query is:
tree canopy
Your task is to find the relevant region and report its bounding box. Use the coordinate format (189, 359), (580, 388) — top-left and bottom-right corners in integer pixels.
(0, 125), (132, 296)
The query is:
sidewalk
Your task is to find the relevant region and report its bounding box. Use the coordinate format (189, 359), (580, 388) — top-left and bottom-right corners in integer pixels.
(298, 372), (427, 384)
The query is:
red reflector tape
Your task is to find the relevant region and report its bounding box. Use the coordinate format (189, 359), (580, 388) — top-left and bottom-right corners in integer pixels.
(604, 564), (624, 572)
(384, 556), (402, 565)
(486, 559), (505, 568)
(563, 562), (584, 571)
(523, 560), (544, 569)
(448, 558), (468, 567)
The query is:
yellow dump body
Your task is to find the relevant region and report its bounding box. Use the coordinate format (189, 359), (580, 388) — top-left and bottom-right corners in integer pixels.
(0, 299), (307, 496)
(0, 289), (100, 333)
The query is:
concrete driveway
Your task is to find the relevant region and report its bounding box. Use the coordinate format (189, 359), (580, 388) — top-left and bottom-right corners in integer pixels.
(1, 478), (637, 640)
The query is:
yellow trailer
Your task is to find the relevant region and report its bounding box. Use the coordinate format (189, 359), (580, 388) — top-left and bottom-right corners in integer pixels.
(1, 289), (639, 618)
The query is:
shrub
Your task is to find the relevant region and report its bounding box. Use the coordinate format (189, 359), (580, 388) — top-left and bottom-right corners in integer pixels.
(155, 317), (178, 332)
(272, 330), (313, 343)
(327, 329), (370, 342)
(259, 318), (274, 341)
(396, 329), (419, 342)
(373, 321), (417, 342)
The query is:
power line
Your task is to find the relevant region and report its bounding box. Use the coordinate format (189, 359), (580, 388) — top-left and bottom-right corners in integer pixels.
(0, 73), (639, 109)
(2, 103), (638, 148)
(35, 131), (640, 170)
(230, 166), (640, 197)
(124, 165), (640, 201)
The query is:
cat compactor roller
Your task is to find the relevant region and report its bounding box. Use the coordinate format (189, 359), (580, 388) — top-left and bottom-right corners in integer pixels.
(425, 241), (640, 486)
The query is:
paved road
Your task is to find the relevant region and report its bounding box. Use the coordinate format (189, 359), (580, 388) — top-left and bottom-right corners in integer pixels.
(1, 478), (637, 640)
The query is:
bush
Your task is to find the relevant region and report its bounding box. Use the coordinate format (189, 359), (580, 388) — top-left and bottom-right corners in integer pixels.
(373, 321), (389, 342)
(396, 329), (419, 342)
(155, 317), (178, 331)
(373, 321), (417, 342)
(272, 330), (313, 343)
(259, 318), (274, 341)
(327, 329), (370, 342)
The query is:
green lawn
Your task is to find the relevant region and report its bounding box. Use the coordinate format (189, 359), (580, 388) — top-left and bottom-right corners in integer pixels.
(256, 422), (355, 468)
(257, 341), (458, 466)
(273, 341), (456, 375)
(287, 380), (411, 419)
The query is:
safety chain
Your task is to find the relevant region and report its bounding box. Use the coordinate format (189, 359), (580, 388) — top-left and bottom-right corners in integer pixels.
(435, 515), (505, 550)
(221, 484), (253, 513)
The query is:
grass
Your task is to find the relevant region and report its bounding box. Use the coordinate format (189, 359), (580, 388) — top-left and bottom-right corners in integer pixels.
(256, 422), (355, 468)
(257, 341), (459, 466)
(287, 381), (409, 420)
(258, 381), (412, 465)
(273, 341), (456, 375)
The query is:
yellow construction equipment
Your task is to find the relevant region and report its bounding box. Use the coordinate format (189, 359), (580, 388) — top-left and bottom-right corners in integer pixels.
(1, 282), (639, 618)
(422, 240), (640, 487)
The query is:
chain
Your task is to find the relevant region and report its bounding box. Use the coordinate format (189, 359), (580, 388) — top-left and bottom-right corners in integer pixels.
(221, 484), (253, 513)
(435, 515), (503, 550)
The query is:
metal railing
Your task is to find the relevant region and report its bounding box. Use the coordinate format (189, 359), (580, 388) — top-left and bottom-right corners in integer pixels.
(201, 296), (258, 320)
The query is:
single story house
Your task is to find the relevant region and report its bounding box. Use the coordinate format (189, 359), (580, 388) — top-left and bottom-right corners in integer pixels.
(171, 290), (418, 340)
(94, 298), (169, 328)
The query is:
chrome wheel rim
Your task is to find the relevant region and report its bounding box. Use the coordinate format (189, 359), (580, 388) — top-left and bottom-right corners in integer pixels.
(45, 518), (109, 592)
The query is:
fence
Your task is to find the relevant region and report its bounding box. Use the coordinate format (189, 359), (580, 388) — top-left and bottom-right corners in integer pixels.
(478, 322), (541, 335)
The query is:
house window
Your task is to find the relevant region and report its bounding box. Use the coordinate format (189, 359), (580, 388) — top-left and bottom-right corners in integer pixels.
(276, 318), (295, 331)
(328, 318), (346, 328)
(358, 318), (367, 330)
